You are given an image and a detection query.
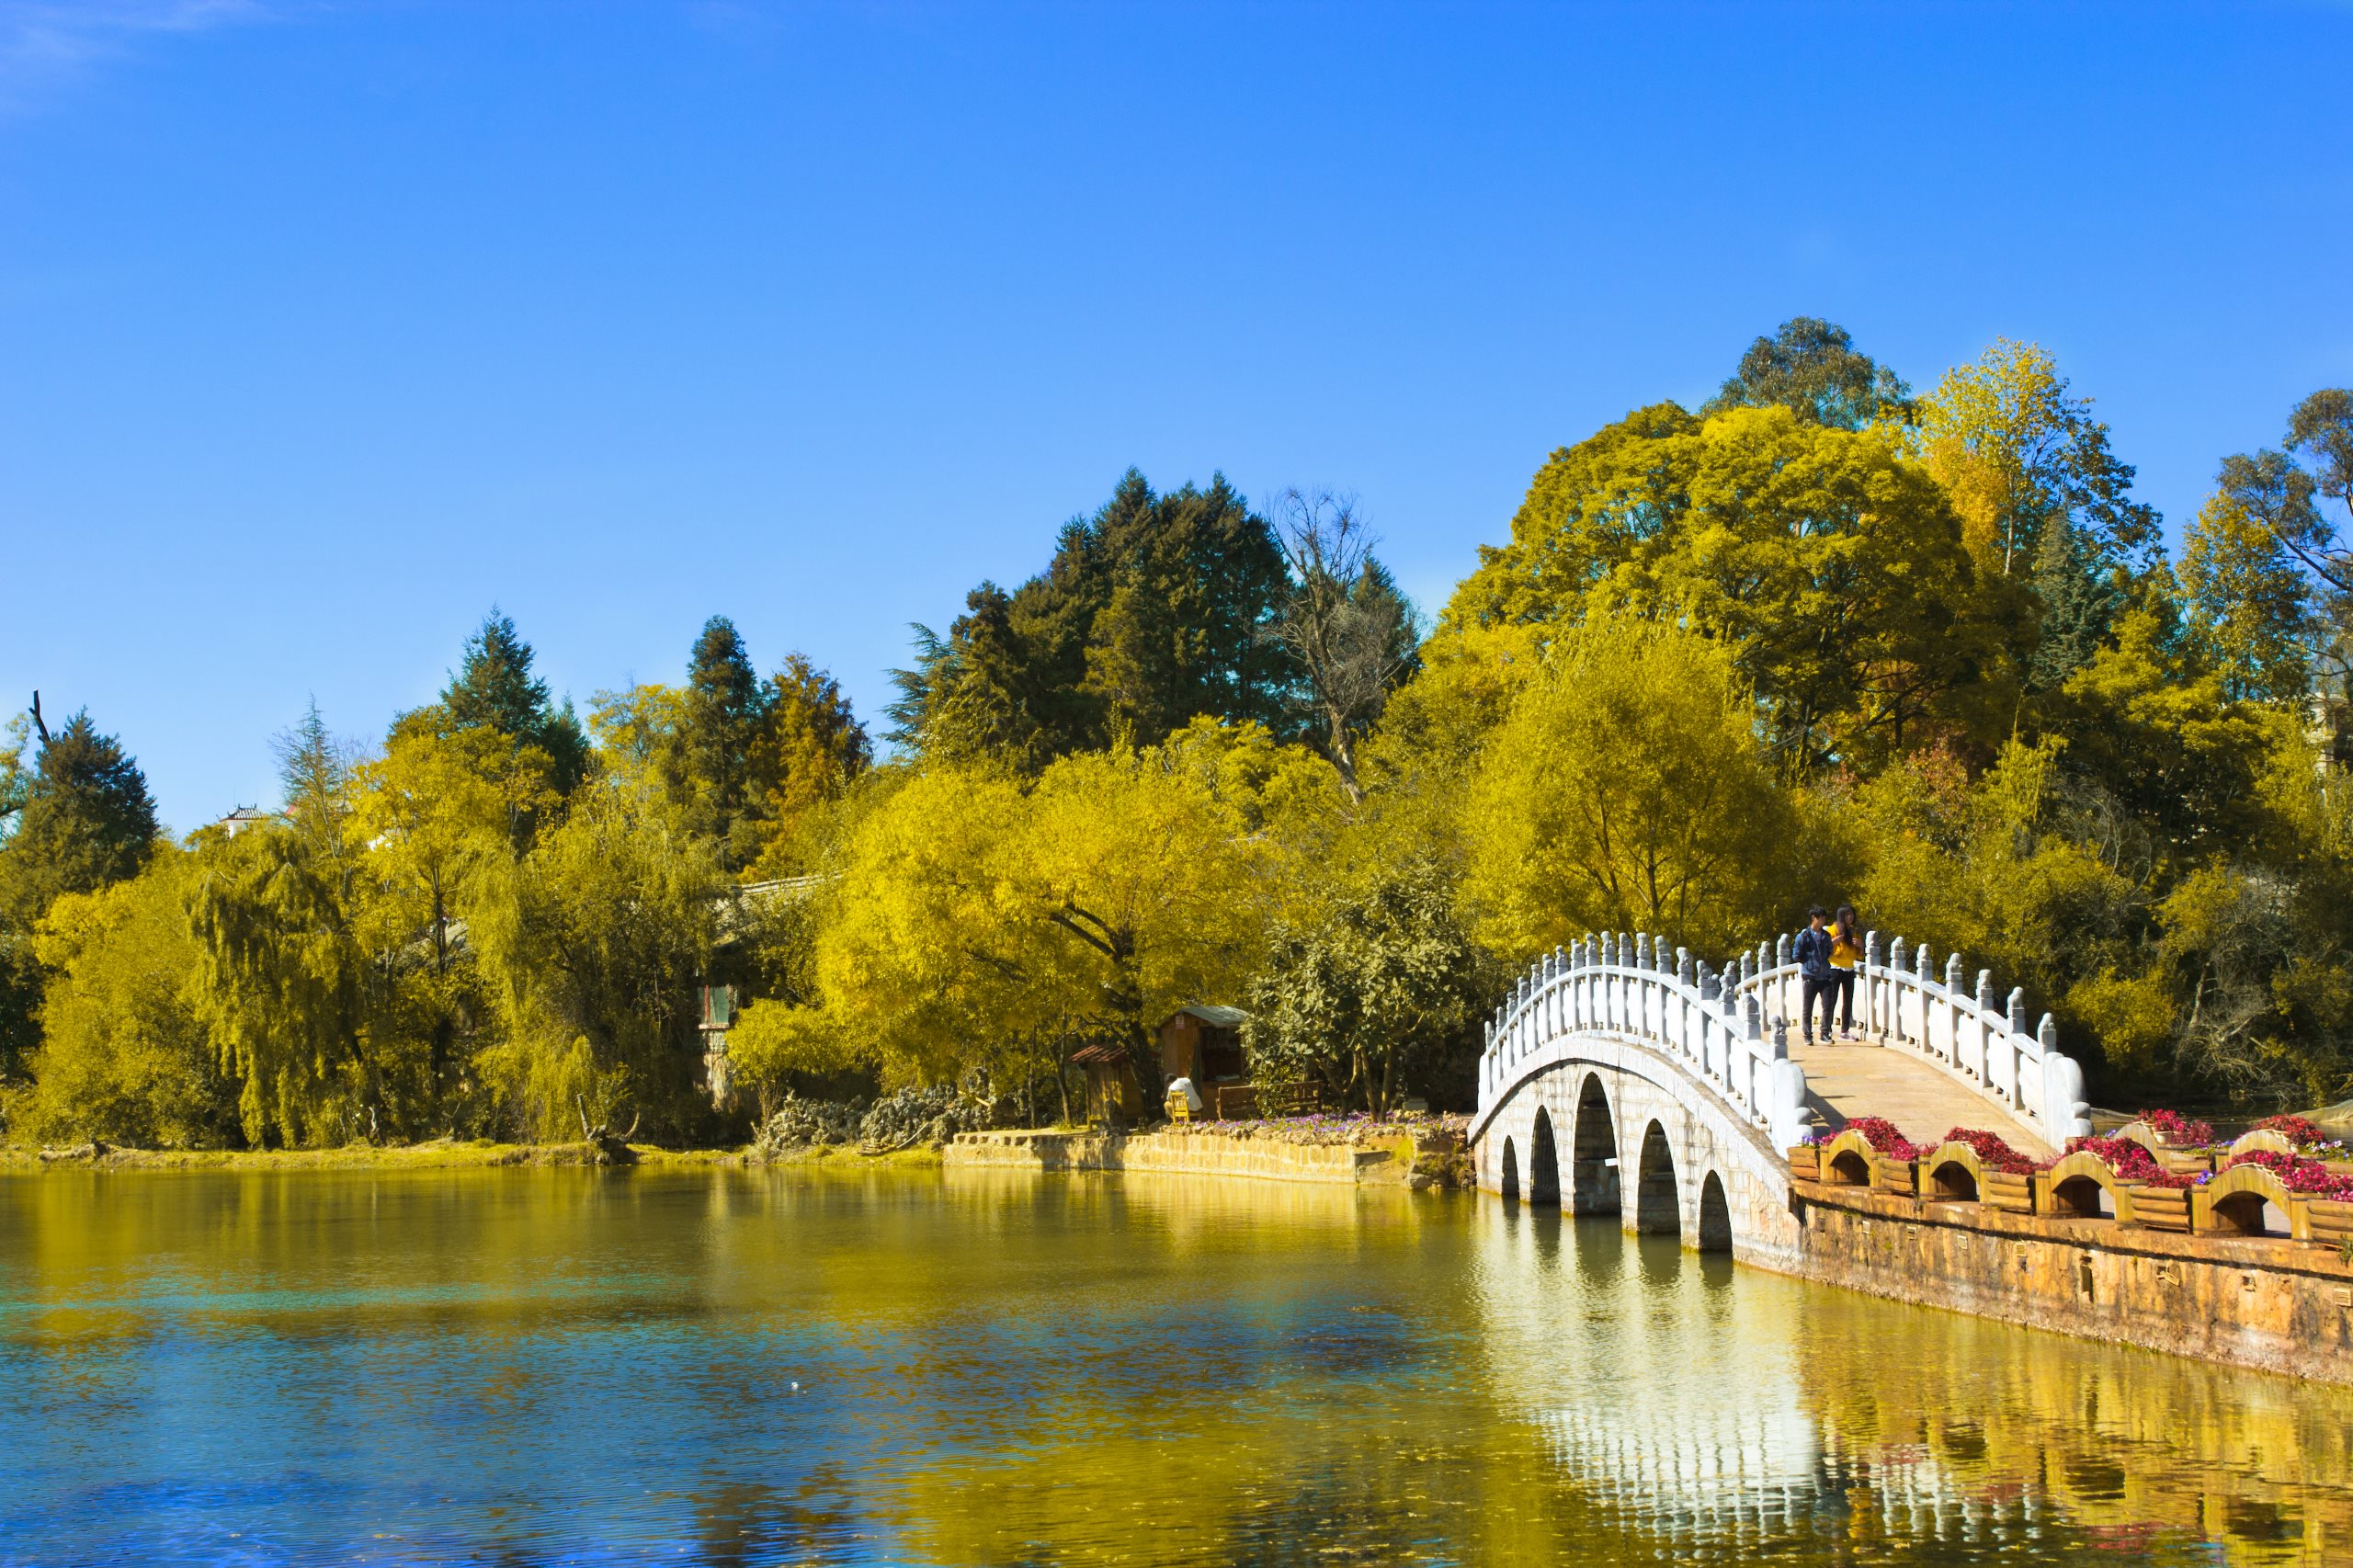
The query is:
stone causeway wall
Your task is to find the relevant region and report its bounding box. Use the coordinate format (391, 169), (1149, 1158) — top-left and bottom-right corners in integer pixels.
(946, 1128), (1423, 1185)
(1783, 1177), (2353, 1383)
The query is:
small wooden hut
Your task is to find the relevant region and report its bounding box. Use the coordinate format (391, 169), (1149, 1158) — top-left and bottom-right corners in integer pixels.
(1071, 1039), (1143, 1124)
(1157, 1005), (1253, 1119)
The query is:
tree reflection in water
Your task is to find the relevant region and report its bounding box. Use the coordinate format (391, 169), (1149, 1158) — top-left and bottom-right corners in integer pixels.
(0, 1167), (2345, 1564)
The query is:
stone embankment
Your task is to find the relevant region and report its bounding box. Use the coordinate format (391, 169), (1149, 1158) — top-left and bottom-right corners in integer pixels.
(1784, 1129), (2353, 1383)
(948, 1119), (1471, 1187)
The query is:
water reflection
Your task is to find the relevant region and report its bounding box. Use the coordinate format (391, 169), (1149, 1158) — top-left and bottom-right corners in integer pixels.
(1470, 1199), (2353, 1564)
(0, 1168), (2345, 1564)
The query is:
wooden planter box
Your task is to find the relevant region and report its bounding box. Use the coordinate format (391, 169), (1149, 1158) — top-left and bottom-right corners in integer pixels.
(1816, 1130), (1880, 1187)
(2034, 1153), (2138, 1223)
(2131, 1186), (2192, 1233)
(1787, 1144), (1821, 1181)
(1982, 1169), (2035, 1213)
(2306, 1198), (2353, 1251)
(2192, 1165), (2306, 1240)
(1872, 1156), (1919, 1198)
(2109, 1121), (2219, 1176)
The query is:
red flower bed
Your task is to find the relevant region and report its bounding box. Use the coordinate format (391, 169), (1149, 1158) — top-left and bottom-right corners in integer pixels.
(1842, 1115), (1922, 1161)
(2226, 1148), (2353, 1199)
(2064, 1135), (2194, 1188)
(2253, 1114), (2325, 1149)
(2135, 1108), (2215, 1147)
(1938, 1127), (2037, 1176)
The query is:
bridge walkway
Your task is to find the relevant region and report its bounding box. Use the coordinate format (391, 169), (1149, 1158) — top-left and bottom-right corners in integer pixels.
(1790, 1035), (2055, 1158)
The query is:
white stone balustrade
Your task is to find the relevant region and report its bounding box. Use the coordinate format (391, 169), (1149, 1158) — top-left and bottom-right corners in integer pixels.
(1472, 931), (1813, 1152)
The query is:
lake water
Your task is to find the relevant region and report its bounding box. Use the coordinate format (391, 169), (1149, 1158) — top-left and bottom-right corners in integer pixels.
(0, 1167), (2347, 1565)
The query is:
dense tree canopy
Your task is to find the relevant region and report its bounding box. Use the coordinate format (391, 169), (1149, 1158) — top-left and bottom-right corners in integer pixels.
(1443, 403), (2012, 775)
(1915, 339), (2160, 579)
(11, 327), (2353, 1146)
(593, 623), (870, 875)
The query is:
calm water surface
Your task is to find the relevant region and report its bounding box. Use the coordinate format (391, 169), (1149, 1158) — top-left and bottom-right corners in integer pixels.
(0, 1167), (2347, 1565)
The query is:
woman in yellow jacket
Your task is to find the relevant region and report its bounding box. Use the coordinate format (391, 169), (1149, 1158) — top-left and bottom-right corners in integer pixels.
(1827, 903), (1864, 1040)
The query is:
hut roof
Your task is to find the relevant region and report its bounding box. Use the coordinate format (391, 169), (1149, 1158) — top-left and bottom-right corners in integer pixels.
(1170, 1004), (1247, 1028)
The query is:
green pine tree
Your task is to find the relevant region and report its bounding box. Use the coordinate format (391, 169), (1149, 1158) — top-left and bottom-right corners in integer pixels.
(2026, 515), (2125, 692)
(439, 609), (589, 792)
(0, 707), (161, 1076)
(682, 616), (775, 869)
(897, 469), (1296, 769)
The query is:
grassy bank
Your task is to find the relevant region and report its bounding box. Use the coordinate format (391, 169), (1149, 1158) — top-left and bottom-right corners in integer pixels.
(1, 1140), (947, 1173)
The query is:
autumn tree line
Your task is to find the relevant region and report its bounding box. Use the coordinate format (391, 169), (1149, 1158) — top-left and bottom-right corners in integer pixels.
(5, 320), (2352, 1148)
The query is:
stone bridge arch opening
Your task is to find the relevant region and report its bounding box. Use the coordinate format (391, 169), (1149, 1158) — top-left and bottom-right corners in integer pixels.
(1529, 1107), (1562, 1207)
(1636, 1119), (1679, 1238)
(1572, 1074), (1620, 1215)
(1697, 1171), (1733, 1253)
(1499, 1136), (1519, 1202)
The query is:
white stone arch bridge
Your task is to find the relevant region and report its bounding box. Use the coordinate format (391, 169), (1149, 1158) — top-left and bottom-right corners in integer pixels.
(1470, 930), (2096, 1266)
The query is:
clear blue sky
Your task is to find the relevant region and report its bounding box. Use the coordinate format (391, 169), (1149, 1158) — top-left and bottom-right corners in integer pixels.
(4, 1), (2347, 833)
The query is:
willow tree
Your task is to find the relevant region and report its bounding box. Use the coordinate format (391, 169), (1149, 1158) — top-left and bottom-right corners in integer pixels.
(185, 825), (370, 1146)
(470, 778), (724, 1140)
(348, 722), (551, 1118)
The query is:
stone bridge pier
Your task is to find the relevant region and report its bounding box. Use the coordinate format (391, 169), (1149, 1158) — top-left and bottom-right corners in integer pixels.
(1480, 1040), (1802, 1268)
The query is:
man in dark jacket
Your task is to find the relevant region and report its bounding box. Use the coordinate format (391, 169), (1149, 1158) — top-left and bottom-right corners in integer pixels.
(1794, 906), (1836, 1045)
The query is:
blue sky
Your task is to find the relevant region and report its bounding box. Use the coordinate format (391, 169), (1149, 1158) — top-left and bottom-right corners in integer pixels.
(4, 1), (2348, 832)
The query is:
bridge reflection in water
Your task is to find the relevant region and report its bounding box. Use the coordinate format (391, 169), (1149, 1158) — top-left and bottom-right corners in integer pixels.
(1469, 1199), (2351, 1564)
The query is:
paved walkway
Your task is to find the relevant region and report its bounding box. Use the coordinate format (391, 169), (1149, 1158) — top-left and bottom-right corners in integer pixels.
(1788, 1035), (2055, 1158)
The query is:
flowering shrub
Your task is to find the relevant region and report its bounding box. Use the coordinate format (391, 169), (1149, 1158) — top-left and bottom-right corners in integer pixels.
(2252, 1114), (2325, 1149)
(1938, 1127), (2037, 1176)
(1841, 1116), (1922, 1162)
(2063, 1135), (2194, 1188)
(2226, 1148), (2353, 1199)
(2134, 1108), (2215, 1147)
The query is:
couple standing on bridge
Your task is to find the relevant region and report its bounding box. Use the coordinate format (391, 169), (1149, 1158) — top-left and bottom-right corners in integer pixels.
(1794, 905), (1864, 1045)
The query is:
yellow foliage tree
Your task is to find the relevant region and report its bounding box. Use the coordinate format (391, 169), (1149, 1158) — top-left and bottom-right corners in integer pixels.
(18, 845), (237, 1147)
(1459, 616), (1795, 960)
(1444, 403), (2012, 775)
(2179, 490), (2314, 704)
(811, 726), (1316, 1106)
(1915, 339), (2160, 578)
